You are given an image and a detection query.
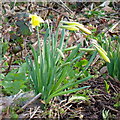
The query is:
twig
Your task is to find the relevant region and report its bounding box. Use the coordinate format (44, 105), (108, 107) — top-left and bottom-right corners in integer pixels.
(108, 81), (118, 93)
(90, 94), (104, 97)
(90, 54), (100, 66)
(38, 5), (70, 21)
(55, 0), (73, 13)
(106, 106), (119, 113)
(89, 94), (96, 102)
(30, 106), (40, 119)
(12, 89), (23, 101)
(61, 100), (72, 108)
(12, 0), (17, 11)
(17, 93), (41, 113)
(108, 75), (120, 84)
(64, 104), (73, 113)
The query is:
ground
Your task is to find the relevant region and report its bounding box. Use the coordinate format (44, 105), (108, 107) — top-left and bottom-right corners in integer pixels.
(1, 1), (120, 119)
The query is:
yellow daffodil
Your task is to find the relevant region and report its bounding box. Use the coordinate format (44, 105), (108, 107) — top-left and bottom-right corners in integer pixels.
(29, 14), (44, 28)
(60, 21), (92, 35)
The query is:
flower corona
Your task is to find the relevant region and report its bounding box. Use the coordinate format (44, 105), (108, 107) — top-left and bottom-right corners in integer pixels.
(29, 13), (44, 28)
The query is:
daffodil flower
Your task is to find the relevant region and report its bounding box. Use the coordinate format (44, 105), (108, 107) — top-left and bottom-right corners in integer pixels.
(29, 13), (44, 28)
(60, 21), (92, 35)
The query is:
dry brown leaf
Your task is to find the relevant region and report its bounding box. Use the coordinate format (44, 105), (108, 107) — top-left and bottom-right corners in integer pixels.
(102, 6), (115, 12)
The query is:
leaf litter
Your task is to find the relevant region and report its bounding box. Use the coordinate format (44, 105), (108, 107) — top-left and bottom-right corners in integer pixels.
(1, 1), (120, 119)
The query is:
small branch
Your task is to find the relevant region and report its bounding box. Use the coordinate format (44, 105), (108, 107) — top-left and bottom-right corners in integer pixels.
(55, 0), (73, 13)
(12, 90), (23, 101)
(108, 81), (118, 93)
(106, 106), (119, 113)
(17, 93), (41, 113)
(108, 75), (120, 84)
(91, 54), (100, 66)
(30, 106), (40, 119)
(38, 5), (70, 21)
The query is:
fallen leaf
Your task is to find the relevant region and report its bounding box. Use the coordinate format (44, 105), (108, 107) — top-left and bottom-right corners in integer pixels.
(102, 6), (114, 12)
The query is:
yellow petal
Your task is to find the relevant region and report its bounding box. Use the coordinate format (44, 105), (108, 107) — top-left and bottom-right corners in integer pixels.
(29, 14), (44, 28)
(60, 25), (79, 31)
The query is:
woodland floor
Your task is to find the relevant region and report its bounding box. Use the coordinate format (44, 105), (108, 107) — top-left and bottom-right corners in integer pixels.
(1, 1), (120, 120)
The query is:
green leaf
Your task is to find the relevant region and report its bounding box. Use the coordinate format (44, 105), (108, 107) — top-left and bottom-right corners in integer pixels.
(16, 20), (32, 36)
(18, 63), (28, 73)
(52, 76), (92, 95)
(4, 73), (25, 81)
(66, 44), (81, 62)
(47, 86), (90, 103)
(78, 51), (97, 76)
(114, 101), (120, 108)
(104, 80), (110, 93)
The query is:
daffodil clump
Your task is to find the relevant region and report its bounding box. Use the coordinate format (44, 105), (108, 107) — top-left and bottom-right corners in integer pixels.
(60, 21), (92, 35)
(28, 15), (110, 63)
(29, 13), (44, 28)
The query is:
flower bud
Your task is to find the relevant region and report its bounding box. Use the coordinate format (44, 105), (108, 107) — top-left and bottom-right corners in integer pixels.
(95, 46), (110, 63)
(76, 25), (92, 35)
(95, 44), (107, 55)
(60, 21), (84, 27)
(60, 21), (92, 34)
(60, 25), (79, 31)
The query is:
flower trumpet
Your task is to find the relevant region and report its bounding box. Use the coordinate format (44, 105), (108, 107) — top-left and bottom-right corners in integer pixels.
(29, 13), (44, 28)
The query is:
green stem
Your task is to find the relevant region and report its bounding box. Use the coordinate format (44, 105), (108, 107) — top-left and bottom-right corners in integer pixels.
(37, 26), (40, 55)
